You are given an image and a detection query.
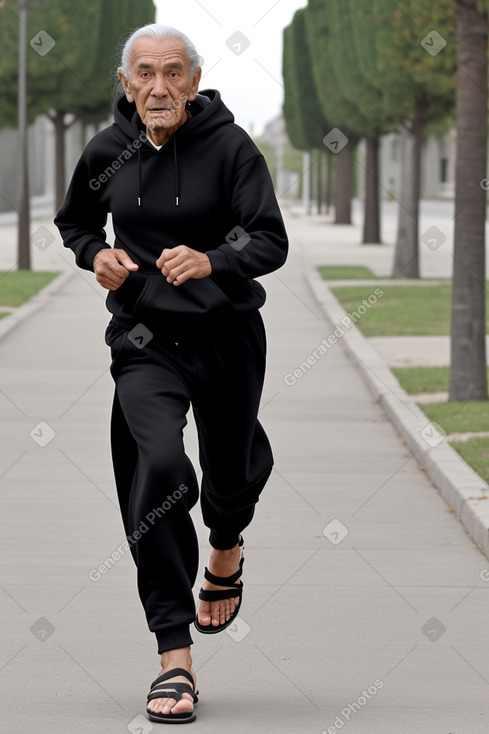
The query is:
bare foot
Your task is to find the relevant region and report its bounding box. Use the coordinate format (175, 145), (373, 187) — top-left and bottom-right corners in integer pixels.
(146, 647), (197, 718)
(197, 542), (243, 628)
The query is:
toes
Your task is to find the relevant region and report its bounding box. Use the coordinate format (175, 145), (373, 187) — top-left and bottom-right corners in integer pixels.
(173, 693), (194, 714)
(198, 594), (239, 627)
(211, 597), (238, 626)
(148, 695), (194, 716)
(198, 601), (212, 626)
(211, 600), (224, 625)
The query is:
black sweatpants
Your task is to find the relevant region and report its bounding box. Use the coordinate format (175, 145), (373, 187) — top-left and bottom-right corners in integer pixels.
(105, 309), (273, 653)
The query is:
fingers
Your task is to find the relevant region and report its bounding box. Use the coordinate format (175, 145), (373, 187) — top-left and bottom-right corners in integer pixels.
(164, 260), (193, 286)
(156, 248), (188, 280)
(117, 252), (139, 271)
(155, 248), (171, 270)
(156, 246), (211, 285)
(93, 249), (138, 291)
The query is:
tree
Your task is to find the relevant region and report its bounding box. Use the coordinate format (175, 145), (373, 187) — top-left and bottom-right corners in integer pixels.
(0, 0), (156, 212)
(449, 0), (488, 401)
(1, 0), (102, 210)
(328, 0), (400, 243)
(282, 8), (330, 214)
(369, 0), (456, 277)
(0, 2), (42, 130)
(305, 0), (362, 225)
(44, 0), (155, 209)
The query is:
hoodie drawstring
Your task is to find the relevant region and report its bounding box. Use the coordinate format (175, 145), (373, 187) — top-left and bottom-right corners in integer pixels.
(137, 135), (180, 208)
(137, 146), (142, 207)
(173, 136), (180, 207)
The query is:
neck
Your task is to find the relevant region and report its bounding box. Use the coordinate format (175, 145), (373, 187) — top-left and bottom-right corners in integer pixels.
(146, 125), (176, 147)
(146, 110), (190, 147)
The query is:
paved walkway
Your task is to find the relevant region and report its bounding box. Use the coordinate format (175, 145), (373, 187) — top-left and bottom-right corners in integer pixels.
(1, 205), (488, 732)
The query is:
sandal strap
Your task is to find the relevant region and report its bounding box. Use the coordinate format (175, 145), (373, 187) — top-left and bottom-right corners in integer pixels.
(147, 681), (197, 704)
(149, 667), (195, 692)
(203, 556), (244, 586)
(198, 582), (243, 602)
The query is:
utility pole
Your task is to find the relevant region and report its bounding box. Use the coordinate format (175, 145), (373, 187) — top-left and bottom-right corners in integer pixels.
(17, 0), (31, 269)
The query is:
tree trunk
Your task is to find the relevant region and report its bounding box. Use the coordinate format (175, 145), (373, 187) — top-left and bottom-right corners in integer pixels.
(302, 151), (310, 213)
(392, 129), (415, 276)
(325, 152), (332, 215)
(335, 142), (354, 224)
(362, 134), (381, 244)
(449, 0), (488, 402)
(316, 149), (323, 214)
(53, 110), (66, 212)
(308, 155), (314, 215)
(391, 103), (424, 278)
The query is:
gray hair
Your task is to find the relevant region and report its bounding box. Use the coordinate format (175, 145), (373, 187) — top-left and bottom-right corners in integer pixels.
(119, 24), (204, 79)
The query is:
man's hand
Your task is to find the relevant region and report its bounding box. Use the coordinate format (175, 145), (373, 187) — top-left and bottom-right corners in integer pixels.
(93, 249), (139, 290)
(156, 245), (211, 286)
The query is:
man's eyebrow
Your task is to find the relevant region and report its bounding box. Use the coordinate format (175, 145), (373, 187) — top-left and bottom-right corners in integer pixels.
(135, 61), (184, 70)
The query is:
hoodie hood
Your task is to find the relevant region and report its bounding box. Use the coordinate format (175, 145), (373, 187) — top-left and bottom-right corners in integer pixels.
(113, 89), (234, 147)
(112, 89), (234, 208)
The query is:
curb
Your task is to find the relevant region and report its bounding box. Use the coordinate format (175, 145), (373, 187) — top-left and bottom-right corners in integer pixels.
(0, 270), (75, 343)
(305, 267), (489, 560)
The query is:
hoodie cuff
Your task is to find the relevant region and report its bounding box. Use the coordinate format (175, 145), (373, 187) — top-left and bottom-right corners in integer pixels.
(80, 242), (110, 272)
(206, 248), (230, 274)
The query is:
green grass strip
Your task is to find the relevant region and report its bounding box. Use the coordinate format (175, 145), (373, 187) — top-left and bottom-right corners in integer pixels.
(392, 366), (450, 394)
(422, 401), (489, 434)
(331, 284), (457, 336)
(0, 271), (59, 307)
(393, 366), (489, 395)
(318, 265), (377, 280)
(450, 437), (489, 485)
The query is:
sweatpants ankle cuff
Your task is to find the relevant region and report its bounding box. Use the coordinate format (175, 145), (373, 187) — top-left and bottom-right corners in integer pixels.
(156, 625), (193, 653)
(209, 530), (241, 550)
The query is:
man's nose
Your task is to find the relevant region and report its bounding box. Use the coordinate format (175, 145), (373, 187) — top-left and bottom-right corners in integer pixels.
(152, 74), (168, 97)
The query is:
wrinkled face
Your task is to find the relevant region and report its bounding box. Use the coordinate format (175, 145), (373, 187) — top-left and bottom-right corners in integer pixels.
(118, 36), (201, 142)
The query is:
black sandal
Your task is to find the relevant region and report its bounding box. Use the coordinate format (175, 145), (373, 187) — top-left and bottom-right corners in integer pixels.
(194, 536), (244, 635)
(146, 667), (198, 724)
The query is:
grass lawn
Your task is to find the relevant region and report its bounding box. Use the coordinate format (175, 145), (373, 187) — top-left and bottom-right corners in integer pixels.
(0, 271), (59, 307)
(392, 367), (489, 484)
(318, 265), (377, 280)
(330, 283), (459, 336)
(392, 366), (451, 394)
(393, 366), (489, 395)
(450, 437), (489, 485)
(422, 401), (489, 434)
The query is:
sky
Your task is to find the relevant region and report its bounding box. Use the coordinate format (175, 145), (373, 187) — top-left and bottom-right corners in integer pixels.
(152, 0), (307, 136)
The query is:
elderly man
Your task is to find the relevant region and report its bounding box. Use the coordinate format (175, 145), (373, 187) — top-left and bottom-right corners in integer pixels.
(55, 23), (287, 724)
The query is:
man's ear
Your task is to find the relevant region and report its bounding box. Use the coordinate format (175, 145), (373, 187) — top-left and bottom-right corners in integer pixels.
(117, 68), (134, 103)
(188, 67), (202, 102)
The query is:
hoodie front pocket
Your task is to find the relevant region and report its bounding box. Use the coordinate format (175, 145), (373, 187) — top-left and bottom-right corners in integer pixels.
(134, 273), (233, 317)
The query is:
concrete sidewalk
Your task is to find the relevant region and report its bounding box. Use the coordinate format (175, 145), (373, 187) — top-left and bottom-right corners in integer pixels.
(1, 208), (489, 732)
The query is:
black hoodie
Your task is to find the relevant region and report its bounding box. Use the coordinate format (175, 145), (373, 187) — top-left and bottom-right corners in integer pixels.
(55, 90), (288, 329)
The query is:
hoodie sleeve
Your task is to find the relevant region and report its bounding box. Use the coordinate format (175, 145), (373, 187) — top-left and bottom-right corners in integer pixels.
(206, 153), (288, 279)
(54, 154), (110, 272)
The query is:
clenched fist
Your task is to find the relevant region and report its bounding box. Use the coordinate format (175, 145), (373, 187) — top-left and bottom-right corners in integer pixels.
(93, 248), (139, 290)
(156, 245), (211, 286)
